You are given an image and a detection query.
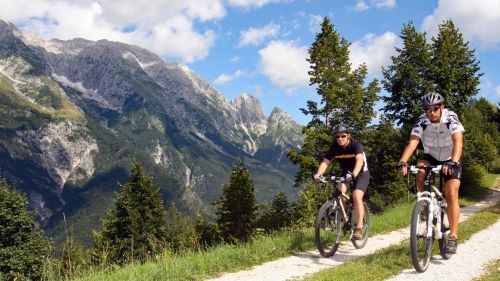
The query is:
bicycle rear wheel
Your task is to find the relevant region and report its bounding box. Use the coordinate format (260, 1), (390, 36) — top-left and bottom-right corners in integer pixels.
(439, 206), (452, 260)
(315, 201), (342, 257)
(351, 202), (370, 249)
(410, 200), (434, 272)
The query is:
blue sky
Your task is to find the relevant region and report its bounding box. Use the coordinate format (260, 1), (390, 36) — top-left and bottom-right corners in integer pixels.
(1, 0), (499, 125)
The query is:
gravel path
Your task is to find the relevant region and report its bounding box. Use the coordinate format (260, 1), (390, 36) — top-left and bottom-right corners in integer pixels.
(386, 219), (500, 281)
(206, 186), (500, 281)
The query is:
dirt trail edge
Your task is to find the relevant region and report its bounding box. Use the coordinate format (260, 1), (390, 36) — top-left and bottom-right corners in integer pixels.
(206, 186), (500, 281)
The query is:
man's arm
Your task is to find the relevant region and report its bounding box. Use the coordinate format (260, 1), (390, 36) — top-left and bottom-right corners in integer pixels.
(399, 135), (421, 175)
(316, 158), (331, 176)
(442, 131), (463, 176)
(352, 154), (364, 178)
(451, 131), (463, 162)
(400, 135), (421, 163)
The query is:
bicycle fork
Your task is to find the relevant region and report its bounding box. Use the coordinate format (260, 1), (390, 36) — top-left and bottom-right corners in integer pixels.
(417, 191), (436, 239)
(417, 188), (447, 239)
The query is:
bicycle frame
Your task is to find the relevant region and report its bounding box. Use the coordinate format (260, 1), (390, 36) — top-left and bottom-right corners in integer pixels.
(325, 176), (350, 221)
(410, 165), (447, 239)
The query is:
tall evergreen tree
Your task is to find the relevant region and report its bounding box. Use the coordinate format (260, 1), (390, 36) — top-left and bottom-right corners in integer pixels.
(164, 202), (197, 252)
(193, 210), (218, 248)
(430, 20), (482, 116)
(359, 121), (407, 205)
(382, 21), (433, 130)
(214, 162), (257, 242)
(288, 17), (379, 184)
(258, 192), (293, 231)
(0, 179), (52, 280)
(95, 161), (167, 264)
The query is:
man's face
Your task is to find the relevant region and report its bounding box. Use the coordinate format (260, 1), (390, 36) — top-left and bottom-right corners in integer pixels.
(335, 132), (350, 147)
(424, 104), (443, 123)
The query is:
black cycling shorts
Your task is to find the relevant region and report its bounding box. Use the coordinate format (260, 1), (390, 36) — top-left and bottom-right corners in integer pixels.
(344, 170), (370, 192)
(419, 154), (462, 182)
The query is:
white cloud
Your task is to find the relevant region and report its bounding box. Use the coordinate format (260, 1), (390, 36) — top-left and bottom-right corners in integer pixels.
(0, 0), (225, 63)
(354, 0), (396, 11)
(237, 23), (280, 47)
(214, 70), (244, 85)
(258, 40), (309, 91)
(374, 0), (396, 9)
(495, 85), (500, 99)
(308, 14), (324, 33)
(421, 0), (500, 48)
(227, 0), (286, 9)
(355, 1), (370, 11)
(349, 32), (399, 76)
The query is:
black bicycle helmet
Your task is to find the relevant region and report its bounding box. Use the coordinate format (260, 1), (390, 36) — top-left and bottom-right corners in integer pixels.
(421, 92), (444, 107)
(333, 123), (351, 134)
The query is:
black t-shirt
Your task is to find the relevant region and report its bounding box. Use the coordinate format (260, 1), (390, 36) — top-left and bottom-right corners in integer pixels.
(323, 138), (367, 173)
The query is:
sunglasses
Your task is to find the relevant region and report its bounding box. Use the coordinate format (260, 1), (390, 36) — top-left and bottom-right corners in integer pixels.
(425, 105), (441, 113)
(335, 134), (348, 139)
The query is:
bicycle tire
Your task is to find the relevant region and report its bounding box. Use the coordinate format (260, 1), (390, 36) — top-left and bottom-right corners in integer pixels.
(315, 201), (342, 257)
(351, 202), (370, 249)
(439, 206), (452, 260)
(410, 200), (433, 272)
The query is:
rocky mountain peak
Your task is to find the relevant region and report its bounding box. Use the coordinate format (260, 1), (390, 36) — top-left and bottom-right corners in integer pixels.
(268, 107), (293, 126)
(231, 93), (267, 130)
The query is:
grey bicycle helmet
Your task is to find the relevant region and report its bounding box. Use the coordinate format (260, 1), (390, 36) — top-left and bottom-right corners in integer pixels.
(334, 123), (351, 134)
(421, 92), (444, 107)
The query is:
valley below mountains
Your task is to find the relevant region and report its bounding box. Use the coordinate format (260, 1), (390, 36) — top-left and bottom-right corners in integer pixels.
(0, 19), (304, 246)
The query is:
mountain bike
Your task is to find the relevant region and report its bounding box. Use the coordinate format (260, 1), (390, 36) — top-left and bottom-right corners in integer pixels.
(407, 164), (451, 272)
(314, 175), (370, 257)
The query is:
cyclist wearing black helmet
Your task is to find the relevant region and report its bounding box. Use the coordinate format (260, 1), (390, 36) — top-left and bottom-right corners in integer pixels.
(314, 123), (370, 240)
(398, 92), (464, 254)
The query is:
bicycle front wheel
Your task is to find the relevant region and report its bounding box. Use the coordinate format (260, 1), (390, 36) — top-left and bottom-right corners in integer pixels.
(351, 202), (371, 249)
(315, 201), (342, 257)
(410, 200), (434, 272)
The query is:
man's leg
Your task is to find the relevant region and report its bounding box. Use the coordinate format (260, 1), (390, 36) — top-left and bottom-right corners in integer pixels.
(353, 189), (365, 230)
(445, 179), (461, 238)
(444, 178), (460, 253)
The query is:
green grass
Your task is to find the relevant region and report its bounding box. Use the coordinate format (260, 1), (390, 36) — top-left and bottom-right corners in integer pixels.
(484, 173), (499, 189)
(70, 229), (315, 281)
(460, 173), (499, 207)
(304, 201), (500, 281)
(472, 259), (500, 281)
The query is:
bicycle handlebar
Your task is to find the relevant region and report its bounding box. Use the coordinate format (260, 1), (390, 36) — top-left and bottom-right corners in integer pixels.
(317, 175), (346, 184)
(409, 165), (442, 174)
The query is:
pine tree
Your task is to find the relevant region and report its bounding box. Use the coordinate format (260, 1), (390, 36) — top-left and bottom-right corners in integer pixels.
(194, 210), (218, 248)
(59, 237), (88, 278)
(95, 161), (167, 264)
(164, 202), (197, 252)
(258, 192), (292, 231)
(359, 122), (407, 206)
(288, 17), (379, 184)
(215, 162), (257, 242)
(0, 179), (52, 280)
(382, 21), (433, 130)
(430, 20), (482, 116)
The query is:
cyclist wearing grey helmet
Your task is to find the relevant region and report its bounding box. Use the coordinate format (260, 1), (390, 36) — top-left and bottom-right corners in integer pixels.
(398, 92), (464, 254)
(314, 124), (370, 240)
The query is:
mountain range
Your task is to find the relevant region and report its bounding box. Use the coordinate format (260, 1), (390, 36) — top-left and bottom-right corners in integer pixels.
(0, 19), (304, 246)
